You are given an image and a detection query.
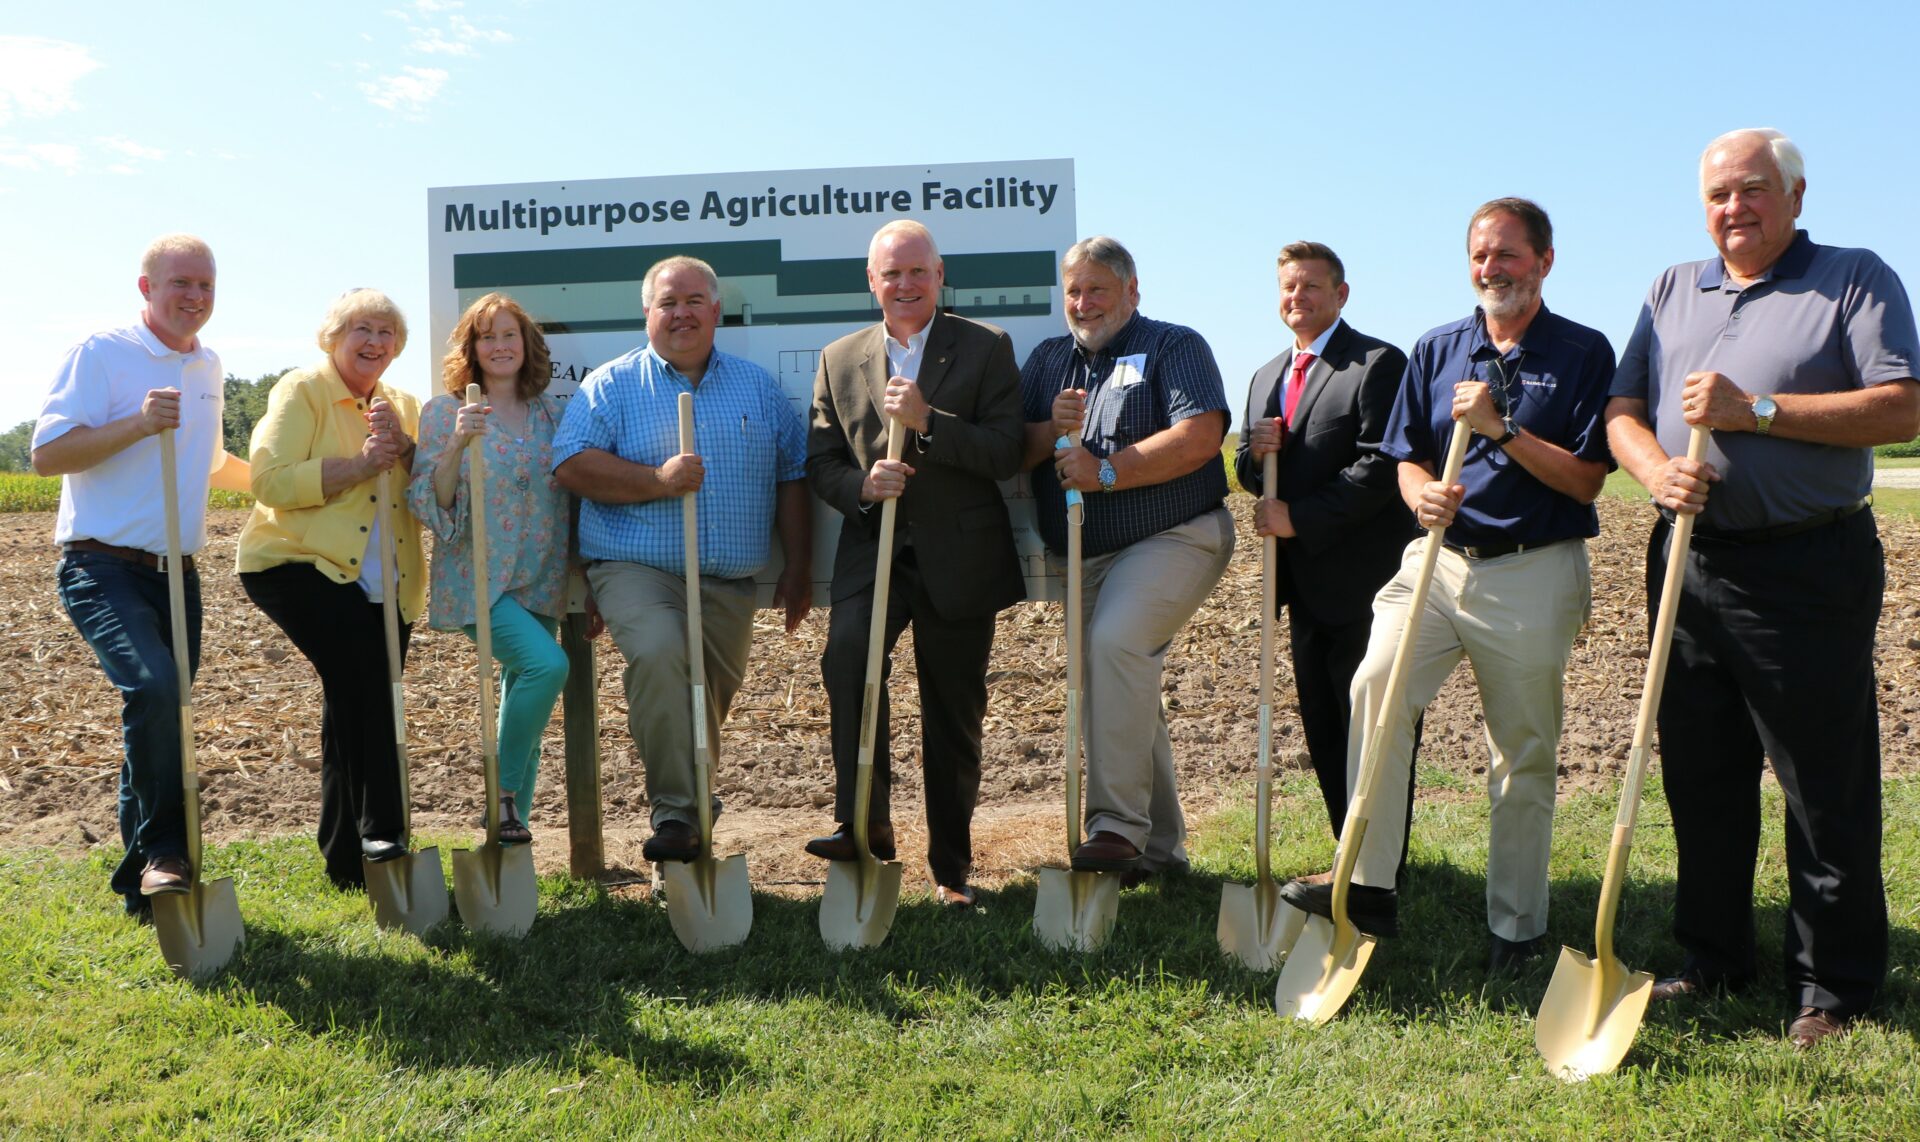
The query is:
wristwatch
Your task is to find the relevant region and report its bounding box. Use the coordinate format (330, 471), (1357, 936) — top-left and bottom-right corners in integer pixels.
(1751, 394), (1778, 435)
(1493, 417), (1519, 447)
(1097, 457), (1118, 492)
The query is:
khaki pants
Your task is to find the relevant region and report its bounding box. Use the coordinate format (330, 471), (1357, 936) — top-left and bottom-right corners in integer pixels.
(1068, 507), (1234, 870)
(1348, 538), (1590, 942)
(587, 560), (755, 829)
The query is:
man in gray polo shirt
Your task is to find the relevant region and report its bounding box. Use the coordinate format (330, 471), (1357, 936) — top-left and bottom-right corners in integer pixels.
(1606, 128), (1920, 1049)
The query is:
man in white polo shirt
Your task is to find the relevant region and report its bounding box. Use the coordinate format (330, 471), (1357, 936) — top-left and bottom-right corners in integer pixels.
(32, 234), (251, 919)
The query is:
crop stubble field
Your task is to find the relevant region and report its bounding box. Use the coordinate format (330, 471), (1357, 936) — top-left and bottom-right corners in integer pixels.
(4, 496), (1918, 894)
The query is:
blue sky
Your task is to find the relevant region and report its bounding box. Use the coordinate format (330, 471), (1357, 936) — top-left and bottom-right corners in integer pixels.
(6, 0), (1916, 432)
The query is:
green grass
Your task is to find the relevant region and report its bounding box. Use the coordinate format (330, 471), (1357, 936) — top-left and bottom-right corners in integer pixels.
(5, 780), (1916, 1139)
(0, 473), (250, 512)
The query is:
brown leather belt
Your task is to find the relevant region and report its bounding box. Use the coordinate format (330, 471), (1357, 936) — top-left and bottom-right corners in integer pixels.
(63, 538), (195, 574)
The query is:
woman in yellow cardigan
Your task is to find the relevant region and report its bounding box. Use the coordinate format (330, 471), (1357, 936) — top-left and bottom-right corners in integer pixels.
(238, 289), (425, 890)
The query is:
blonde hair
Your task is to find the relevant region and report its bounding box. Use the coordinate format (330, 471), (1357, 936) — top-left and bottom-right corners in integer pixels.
(868, 219), (941, 266)
(316, 288), (409, 356)
(141, 233), (214, 278)
(441, 292), (552, 400)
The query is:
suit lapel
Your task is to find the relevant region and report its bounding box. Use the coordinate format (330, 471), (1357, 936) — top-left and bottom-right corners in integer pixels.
(853, 325), (890, 456)
(914, 312), (958, 406)
(1292, 323), (1350, 430)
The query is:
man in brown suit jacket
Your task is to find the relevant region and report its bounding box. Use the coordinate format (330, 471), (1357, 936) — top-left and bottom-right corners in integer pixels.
(806, 220), (1026, 906)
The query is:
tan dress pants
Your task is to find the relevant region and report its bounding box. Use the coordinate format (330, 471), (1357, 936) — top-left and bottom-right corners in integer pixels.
(1067, 507), (1235, 870)
(1347, 538), (1590, 942)
(587, 560), (756, 830)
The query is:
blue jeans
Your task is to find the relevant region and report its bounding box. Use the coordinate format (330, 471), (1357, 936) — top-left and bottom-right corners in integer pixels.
(56, 550), (200, 911)
(463, 597), (566, 818)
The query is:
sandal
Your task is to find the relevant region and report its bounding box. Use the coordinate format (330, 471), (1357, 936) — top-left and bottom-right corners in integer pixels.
(498, 796), (532, 846)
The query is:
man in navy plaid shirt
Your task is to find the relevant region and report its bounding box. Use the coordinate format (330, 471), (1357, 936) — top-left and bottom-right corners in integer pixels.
(1020, 236), (1234, 882)
(553, 255), (811, 865)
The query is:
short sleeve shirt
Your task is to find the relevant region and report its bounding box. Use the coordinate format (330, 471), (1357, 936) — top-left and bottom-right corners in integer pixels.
(33, 320), (225, 555)
(1382, 306), (1615, 548)
(1611, 231), (1919, 530)
(1020, 313), (1230, 556)
(551, 346), (807, 578)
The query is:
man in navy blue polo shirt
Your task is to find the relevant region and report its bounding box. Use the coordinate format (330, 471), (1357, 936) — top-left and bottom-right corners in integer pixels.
(1280, 199), (1614, 973)
(1021, 236), (1234, 882)
(1607, 129), (1920, 1049)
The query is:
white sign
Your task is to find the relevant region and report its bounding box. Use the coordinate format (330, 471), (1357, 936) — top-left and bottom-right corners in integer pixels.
(428, 159), (1077, 604)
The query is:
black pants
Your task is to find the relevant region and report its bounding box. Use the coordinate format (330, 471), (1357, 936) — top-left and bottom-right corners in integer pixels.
(1288, 604), (1421, 873)
(821, 546), (993, 888)
(1652, 510), (1886, 1016)
(241, 563), (413, 888)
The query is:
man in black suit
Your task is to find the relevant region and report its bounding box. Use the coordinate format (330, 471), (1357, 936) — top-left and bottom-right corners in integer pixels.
(1234, 241), (1414, 836)
(805, 220), (1027, 907)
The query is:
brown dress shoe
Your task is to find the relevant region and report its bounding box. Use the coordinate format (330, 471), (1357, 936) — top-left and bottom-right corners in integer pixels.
(803, 823), (896, 862)
(642, 819), (701, 863)
(1070, 831), (1142, 873)
(1649, 966), (1749, 1003)
(933, 883), (976, 908)
(139, 855), (191, 896)
(1787, 1007), (1849, 1050)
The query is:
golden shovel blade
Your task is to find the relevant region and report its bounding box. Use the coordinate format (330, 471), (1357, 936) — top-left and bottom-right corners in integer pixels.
(152, 878), (244, 981)
(1535, 946), (1654, 1082)
(819, 855), (903, 950)
(662, 853), (753, 953)
(366, 847), (449, 937)
(1217, 880), (1308, 972)
(451, 843), (538, 940)
(1274, 914), (1377, 1023)
(1033, 867), (1120, 953)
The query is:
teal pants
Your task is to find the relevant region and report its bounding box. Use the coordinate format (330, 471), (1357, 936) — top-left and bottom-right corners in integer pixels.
(463, 597), (567, 819)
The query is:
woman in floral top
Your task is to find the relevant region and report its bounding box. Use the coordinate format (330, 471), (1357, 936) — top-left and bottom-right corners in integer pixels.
(408, 293), (582, 844)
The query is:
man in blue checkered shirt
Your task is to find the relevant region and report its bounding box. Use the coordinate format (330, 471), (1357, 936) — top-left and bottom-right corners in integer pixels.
(1020, 236), (1235, 883)
(553, 255), (811, 865)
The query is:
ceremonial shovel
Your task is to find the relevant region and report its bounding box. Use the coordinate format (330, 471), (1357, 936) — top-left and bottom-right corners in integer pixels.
(818, 416), (906, 950)
(365, 463), (450, 937)
(450, 384), (537, 938)
(660, 391), (753, 951)
(1217, 451), (1308, 969)
(150, 427), (245, 980)
(1276, 416), (1470, 1023)
(1033, 431), (1120, 953)
(1535, 424), (1710, 1080)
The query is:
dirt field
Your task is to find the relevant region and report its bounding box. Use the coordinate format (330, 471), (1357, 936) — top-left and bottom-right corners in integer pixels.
(5, 500), (1917, 895)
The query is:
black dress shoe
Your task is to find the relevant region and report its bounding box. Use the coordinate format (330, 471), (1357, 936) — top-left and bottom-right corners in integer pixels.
(1070, 831), (1142, 873)
(361, 837), (407, 864)
(1277, 876), (1399, 937)
(642, 819), (701, 863)
(803, 822), (896, 862)
(1488, 933), (1549, 974)
(1787, 1006), (1850, 1050)
(1649, 964), (1751, 1003)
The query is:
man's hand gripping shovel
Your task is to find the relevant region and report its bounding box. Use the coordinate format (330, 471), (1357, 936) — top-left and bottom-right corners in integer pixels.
(1033, 431), (1120, 953)
(1275, 416), (1471, 1022)
(450, 384), (538, 938)
(661, 391), (754, 952)
(1218, 451), (1308, 969)
(150, 427), (245, 979)
(1535, 424), (1709, 1079)
(818, 416), (907, 950)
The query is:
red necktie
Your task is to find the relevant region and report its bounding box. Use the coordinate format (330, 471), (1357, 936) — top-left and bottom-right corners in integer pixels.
(1282, 351), (1316, 426)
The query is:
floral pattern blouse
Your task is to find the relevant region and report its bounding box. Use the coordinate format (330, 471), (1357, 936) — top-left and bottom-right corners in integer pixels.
(407, 392), (570, 631)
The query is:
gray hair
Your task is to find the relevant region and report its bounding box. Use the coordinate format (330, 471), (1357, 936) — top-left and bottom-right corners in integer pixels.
(642, 255), (721, 308)
(317, 288), (408, 355)
(867, 219), (941, 266)
(141, 233), (214, 278)
(1061, 235), (1137, 286)
(1700, 128), (1806, 198)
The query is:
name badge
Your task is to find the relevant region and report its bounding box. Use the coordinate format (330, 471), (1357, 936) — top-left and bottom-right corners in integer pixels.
(1111, 354), (1148, 389)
